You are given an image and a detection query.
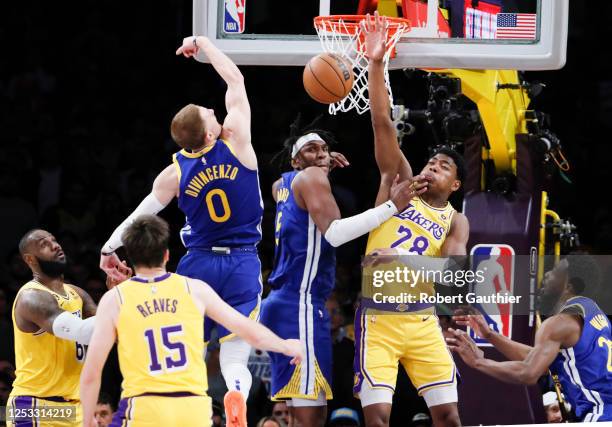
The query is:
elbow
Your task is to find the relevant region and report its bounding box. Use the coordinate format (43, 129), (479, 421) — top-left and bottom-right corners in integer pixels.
(227, 71), (244, 86)
(517, 367), (539, 385)
(323, 221), (342, 248)
(80, 368), (98, 386)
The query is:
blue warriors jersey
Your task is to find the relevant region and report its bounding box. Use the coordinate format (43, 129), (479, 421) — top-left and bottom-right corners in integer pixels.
(173, 139), (263, 248)
(268, 170), (335, 302)
(550, 297), (612, 421)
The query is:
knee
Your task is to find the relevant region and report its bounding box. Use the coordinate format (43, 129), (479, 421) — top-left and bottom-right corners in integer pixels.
(365, 414), (390, 427)
(433, 409), (461, 427)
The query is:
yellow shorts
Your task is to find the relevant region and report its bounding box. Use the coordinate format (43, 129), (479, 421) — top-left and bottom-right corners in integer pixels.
(6, 395), (82, 427)
(353, 309), (457, 396)
(112, 394), (212, 427)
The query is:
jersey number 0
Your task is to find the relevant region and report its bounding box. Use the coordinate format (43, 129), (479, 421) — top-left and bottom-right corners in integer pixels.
(205, 189), (231, 223)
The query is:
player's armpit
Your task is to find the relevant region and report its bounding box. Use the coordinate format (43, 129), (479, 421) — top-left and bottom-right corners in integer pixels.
(14, 289), (64, 333)
(292, 166), (341, 234)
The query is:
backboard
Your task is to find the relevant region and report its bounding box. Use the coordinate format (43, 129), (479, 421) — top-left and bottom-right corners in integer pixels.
(193, 0), (568, 70)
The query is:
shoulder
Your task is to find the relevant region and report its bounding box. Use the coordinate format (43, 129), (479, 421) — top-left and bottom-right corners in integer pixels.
(540, 313), (582, 342)
(158, 163), (178, 181)
(15, 287), (58, 314)
(65, 284), (86, 298)
(450, 212), (469, 234)
(185, 277), (212, 295)
(451, 212), (469, 227)
(272, 178), (283, 201)
(293, 167), (329, 187)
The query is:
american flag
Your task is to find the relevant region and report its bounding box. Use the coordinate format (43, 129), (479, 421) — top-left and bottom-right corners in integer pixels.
(495, 13), (537, 40)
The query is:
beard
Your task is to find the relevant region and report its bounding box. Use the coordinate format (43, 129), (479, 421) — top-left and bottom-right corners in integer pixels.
(36, 257), (67, 278)
(537, 288), (561, 316)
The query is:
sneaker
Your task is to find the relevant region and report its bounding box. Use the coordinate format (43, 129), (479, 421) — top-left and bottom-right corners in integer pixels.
(224, 390), (247, 427)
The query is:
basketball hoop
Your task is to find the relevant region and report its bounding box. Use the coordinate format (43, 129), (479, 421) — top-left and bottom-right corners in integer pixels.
(314, 15), (411, 115)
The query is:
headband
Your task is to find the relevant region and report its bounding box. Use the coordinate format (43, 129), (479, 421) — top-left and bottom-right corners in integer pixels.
(291, 133), (325, 158)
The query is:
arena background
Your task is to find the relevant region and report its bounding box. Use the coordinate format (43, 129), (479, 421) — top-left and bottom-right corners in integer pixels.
(0, 1), (610, 425)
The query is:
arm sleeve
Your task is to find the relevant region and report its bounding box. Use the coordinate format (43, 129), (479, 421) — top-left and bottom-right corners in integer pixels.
(324, 201), (398, 247)
(101, 193), (167, 254)
(52, 312), (96, 344)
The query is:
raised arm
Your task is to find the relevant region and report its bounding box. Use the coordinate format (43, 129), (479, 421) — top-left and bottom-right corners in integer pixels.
(363, 13), (413, 205)
(14, 289), (96, 344)
(188, 279), (302, 362)
(100, 164), (178, 281)
(447, 314), (580, 385)
(293, 166), (423, 247)
(176, 36), (254, 168)
(80, 291), (119, 427)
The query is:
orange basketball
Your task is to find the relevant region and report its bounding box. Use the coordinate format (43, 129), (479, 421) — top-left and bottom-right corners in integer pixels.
(303, 53), (354, 104)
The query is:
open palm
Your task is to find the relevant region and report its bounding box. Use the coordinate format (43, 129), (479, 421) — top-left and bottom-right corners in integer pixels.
(361, 12), (388, 61)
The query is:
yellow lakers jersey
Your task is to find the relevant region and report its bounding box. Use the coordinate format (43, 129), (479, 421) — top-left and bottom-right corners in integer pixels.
(10, 281), (84, 400)
(115, 272), (207, 398)
(366, 196), (455, 256)
(363, 197), (455, 309)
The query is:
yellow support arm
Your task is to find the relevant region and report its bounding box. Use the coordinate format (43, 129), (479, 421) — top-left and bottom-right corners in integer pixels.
(428, 69), (531, 174)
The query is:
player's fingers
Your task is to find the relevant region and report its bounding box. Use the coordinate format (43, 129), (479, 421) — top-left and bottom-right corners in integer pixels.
(445, 337), (457, 345)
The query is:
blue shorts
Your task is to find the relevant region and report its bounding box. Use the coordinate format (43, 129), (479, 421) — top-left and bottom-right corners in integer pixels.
(260, 290), (333, 401)
(177, 248), (262, 342)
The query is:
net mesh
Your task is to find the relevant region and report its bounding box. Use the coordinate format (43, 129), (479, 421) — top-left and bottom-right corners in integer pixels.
(314, 15), (410, 115)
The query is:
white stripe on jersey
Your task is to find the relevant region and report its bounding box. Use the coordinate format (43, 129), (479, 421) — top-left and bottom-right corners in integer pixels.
(298, 215), (321, 396)
(561, 348), (604, 421)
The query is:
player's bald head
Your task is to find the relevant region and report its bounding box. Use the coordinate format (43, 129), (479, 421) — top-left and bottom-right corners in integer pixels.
(18, 229), (48, 256)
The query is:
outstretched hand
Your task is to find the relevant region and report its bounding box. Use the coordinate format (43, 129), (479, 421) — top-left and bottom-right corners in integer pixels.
(176, 36), (206, 58)
(362, 247), (399, 268)
(330, 151), (350, 170)
(446, 327), (485, 368)
(453, 306), (493, 340)
(361, 12), (389, 61)
(100, 253), (132, 286)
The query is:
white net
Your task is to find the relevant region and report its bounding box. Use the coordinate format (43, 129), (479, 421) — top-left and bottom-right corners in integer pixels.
(314, 16), (410, 115)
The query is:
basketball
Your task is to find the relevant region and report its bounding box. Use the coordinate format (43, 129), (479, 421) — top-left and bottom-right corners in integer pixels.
(303, 53), (354, 104)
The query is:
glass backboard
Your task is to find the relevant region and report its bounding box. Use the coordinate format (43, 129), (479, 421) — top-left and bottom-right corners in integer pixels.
(193, 0), (568, 70)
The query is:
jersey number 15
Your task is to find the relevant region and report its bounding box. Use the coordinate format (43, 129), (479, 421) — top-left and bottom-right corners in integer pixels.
(144, 325), (188, 374)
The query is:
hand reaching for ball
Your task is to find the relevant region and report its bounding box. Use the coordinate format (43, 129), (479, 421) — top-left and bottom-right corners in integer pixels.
(362, 12), (389, 62)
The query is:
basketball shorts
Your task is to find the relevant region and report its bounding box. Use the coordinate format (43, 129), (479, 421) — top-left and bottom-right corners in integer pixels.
(353, 306), (457, 399)
(177, 248), (262, 342)
(6, 395), (82, 427)
(260, 290), (333, 402)
(110, 394), (212, 427)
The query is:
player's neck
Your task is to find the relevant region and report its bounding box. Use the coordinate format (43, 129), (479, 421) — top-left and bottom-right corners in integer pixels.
(133, 266), (167, 278)
(33, 273), (64, 293)
(553, 291), (576, 314)
(420, 193), (448, 208)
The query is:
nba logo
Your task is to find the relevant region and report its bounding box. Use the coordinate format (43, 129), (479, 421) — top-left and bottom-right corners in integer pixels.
(224, 0), (246, 34)
(469, 244), (515, 346)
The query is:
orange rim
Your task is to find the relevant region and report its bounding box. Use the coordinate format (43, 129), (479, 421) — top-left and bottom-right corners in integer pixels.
(314, 15), (411, 35)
